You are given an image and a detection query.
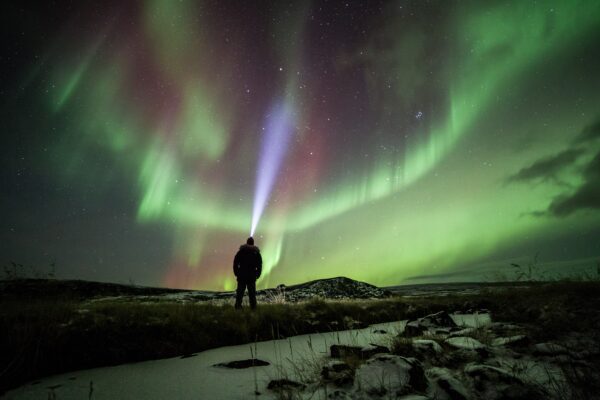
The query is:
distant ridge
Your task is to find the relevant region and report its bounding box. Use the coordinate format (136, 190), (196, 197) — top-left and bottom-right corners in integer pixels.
(0, 278), (186, 299)
(0, 276), (391, 302)
(0, 277), (549, 303)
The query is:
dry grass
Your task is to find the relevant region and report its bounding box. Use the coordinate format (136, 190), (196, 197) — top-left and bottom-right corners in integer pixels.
(1, 280), (599, 396)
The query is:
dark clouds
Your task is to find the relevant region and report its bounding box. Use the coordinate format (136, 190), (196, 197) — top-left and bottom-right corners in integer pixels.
(574, 118), (600, 144)
(506, 148), (583, 184)
(547, 150), (600, 217)
(508, 119), (600, 218)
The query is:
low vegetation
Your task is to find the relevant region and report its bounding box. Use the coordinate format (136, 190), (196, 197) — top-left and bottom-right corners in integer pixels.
(1, 279), (599, 395)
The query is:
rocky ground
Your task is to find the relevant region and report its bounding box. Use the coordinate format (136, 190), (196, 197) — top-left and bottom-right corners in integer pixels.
(7, 309), (598, 399)
(267, 310), (600, 400)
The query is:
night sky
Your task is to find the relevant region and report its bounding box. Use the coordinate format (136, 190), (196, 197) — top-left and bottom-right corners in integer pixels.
(2, 1), (600, 290)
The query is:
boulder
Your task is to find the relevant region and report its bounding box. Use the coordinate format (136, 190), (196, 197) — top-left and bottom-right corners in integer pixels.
(213, 358), (270, 368)
(327, 389), (352, 399)
(491, 335), (528, 347)
(445, 337), (486, 351)
(321, 360), (354, 386)
(464, 364), (542, 400)
(431, 327), (453, 336)
(420, 311), (458, 328)
(412, 339), (443, 355)
(354, 355), (427, 396)
(450, 313), (492, 328)
(428, 367), (469, 400)
(402, 311), (458, 337)
(464, 364), (521, 385)
(447, 327), (477, 338)
(330, 344), (389, 359)
(267, 378), (305, 391)
(402, 320), (428, 337)
(445, 348), (484, 367)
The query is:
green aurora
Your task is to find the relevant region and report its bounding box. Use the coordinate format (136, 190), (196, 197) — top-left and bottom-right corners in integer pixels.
(2, 1), (600, 289)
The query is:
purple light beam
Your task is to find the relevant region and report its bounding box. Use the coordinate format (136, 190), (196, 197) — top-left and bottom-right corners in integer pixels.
(251, 102), (295, 236)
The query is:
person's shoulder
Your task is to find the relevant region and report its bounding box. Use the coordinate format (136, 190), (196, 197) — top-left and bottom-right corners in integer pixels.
(240, 244), (260, 253)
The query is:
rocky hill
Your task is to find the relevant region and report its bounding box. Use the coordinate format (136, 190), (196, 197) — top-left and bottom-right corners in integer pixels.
(259, 276), (391, 302)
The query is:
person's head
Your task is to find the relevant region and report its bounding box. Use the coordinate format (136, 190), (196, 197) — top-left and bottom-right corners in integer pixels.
(246, 237), (254, 246)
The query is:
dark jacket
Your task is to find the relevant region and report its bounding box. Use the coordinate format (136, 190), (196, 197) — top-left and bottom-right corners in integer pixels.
(233, 244), (262, 280)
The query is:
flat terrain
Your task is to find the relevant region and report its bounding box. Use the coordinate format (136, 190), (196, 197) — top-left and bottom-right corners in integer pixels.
(1, 278), (599, 398)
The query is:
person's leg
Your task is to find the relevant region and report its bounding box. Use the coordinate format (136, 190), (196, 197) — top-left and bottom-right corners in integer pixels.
(235, 279), (246, 309)
(248, 280), (257, 309)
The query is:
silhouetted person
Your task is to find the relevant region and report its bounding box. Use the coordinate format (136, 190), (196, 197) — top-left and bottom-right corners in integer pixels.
(233, 237), (262, 309)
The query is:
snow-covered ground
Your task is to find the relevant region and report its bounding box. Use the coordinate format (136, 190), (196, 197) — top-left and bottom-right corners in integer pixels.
(3, 314), (494, 400)
(4, 322), (403, 400)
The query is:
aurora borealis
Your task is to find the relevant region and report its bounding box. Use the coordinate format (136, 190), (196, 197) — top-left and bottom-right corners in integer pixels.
(2, 1), (600, 290)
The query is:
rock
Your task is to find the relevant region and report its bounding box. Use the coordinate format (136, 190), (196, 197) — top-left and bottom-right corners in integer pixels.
(402, 311), (459, 337)
(445, 337), (486, 351)
(321, 360), (354, 386)
(420, 311), (458, 328)
(330, 344), (389, 359)
(491, 335), (528, 347)
(464, 364), (521, 385)
(354, 355), (427, 396)
(532, 342), (567, 356)
(327, 389), (352, 399)
(331, 345), (360, 358)
(413, 339), (443, 354)
(322, 360), (352, 375)
(373, 329), (388, 334)
(213, 358), (270, 368)
(402, 320), (427, 337)
(464, 364), (543, 400)
(488, 322), (523, 335)
(431, 327), (453, 336)
(267, 378), (305, 391)
(361, 344), (391, 358)
(450, 313), (492, 328)
(447, 327), (476, 338)
(428, 367), (469, 400)
(445, 348), (483, 367)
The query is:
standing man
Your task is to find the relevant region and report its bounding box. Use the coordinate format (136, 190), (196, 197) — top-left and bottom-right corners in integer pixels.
(233, 237), (262, 309)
